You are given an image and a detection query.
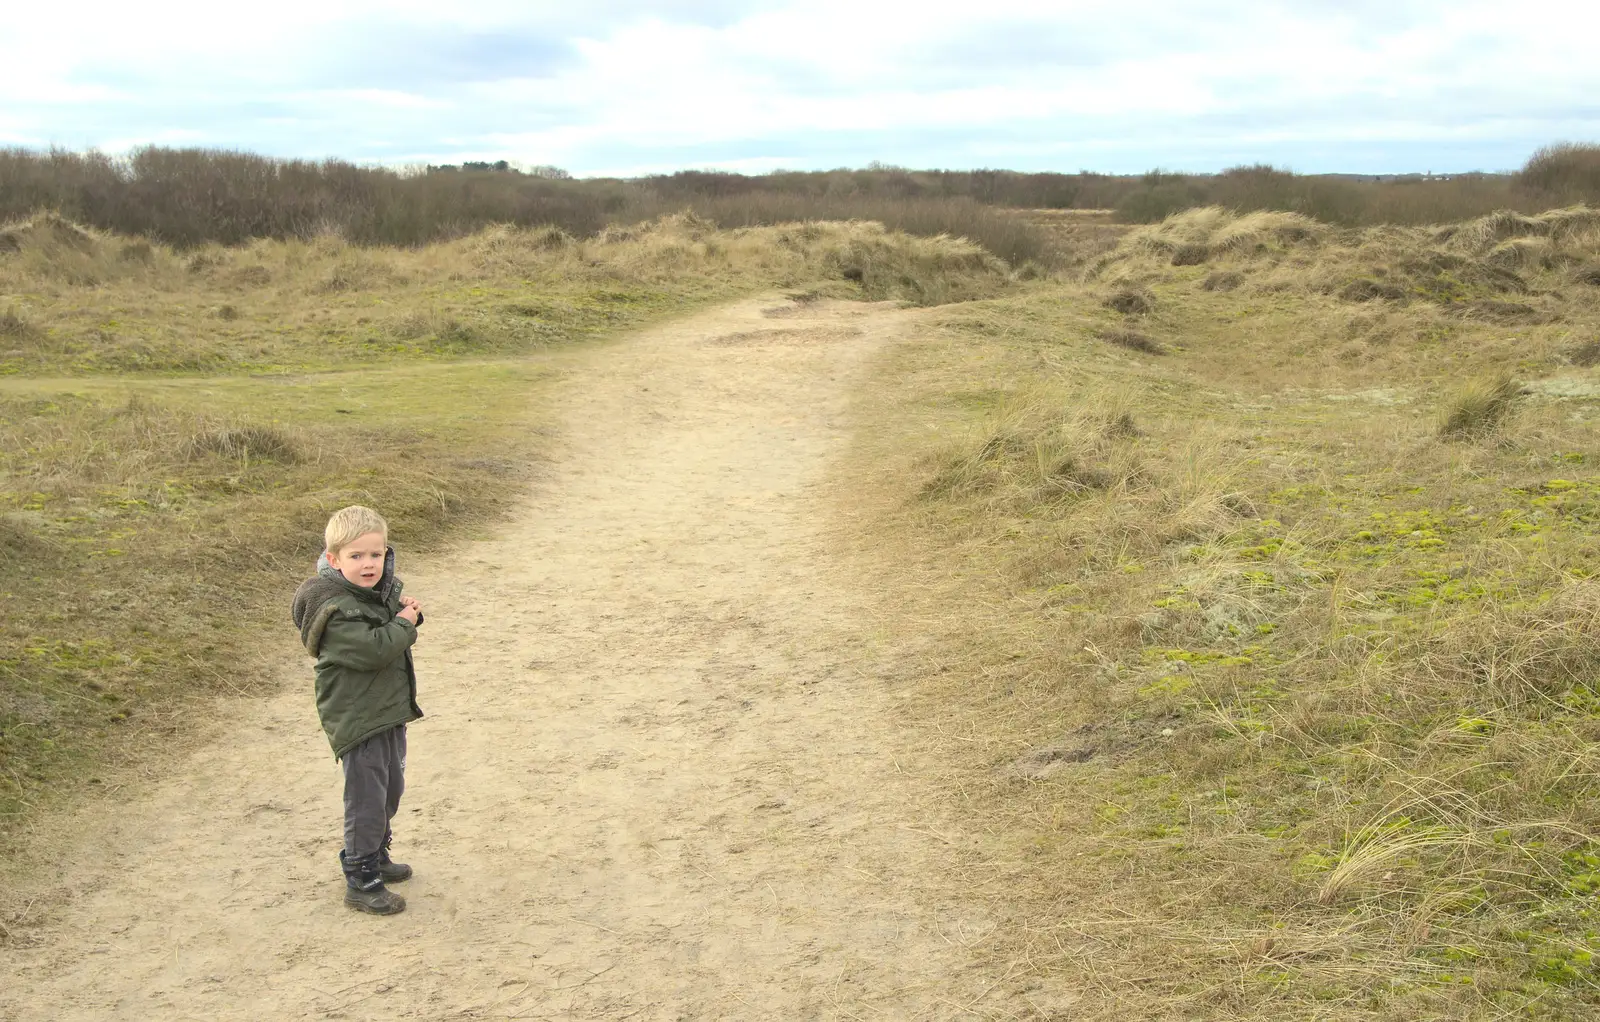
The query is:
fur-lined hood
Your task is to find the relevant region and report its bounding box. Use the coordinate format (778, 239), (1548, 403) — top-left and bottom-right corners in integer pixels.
(291, 547), (399, 657)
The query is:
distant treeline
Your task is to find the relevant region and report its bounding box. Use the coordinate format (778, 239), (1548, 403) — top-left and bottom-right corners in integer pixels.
(2, 143), (1597, 258)
(637, 146), (1600, 226)
(0, 148), (1066, 264)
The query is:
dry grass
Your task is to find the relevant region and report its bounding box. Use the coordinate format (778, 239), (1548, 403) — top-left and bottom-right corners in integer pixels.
(846, 201), (1600, 1018)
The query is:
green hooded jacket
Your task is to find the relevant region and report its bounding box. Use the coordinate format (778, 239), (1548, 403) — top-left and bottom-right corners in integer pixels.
(290, 547), (423, 759)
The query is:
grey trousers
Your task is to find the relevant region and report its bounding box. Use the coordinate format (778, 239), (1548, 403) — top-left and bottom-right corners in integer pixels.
(342, 725), (406, 859)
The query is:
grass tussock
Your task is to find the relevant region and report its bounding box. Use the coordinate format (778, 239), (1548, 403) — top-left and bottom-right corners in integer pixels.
(853, 197), (1600, 1018)
(185, 423), (300, 463)
(1439, 374), (1521, 440)
(919, 392), (1150, 505)
(1103, 284), (1156, 315)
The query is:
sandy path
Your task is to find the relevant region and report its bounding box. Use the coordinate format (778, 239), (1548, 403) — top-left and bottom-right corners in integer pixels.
(1, 297), (1042, 1021)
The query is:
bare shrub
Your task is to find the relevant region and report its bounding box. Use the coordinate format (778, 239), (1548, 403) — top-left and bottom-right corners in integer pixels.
(1515, 142), (1600, 203)
(1114, 173), (1208, 223)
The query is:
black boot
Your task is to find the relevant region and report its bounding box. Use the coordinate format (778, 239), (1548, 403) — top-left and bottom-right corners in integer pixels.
(340, 849), (406, 915)
(377, 833), (412, 884)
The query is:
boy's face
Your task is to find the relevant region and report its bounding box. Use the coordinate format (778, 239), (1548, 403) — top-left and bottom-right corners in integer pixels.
(326, 532), (387, 588)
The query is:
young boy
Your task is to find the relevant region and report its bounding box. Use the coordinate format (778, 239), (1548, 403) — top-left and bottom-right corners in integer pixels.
(290, 505), (424, 915)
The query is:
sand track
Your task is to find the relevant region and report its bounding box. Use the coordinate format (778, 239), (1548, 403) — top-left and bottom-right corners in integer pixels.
(1, 297), (1041, 1020)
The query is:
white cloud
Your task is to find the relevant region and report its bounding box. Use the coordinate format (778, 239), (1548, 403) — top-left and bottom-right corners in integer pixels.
(1, 0), (1596, 173)
(292, 90), (456, 112)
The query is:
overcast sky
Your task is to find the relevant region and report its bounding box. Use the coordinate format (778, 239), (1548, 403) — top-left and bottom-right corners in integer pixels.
(2, 1), (1596, 177)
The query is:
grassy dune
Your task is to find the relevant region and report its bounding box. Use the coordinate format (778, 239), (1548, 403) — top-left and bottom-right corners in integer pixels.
(0, 211), (1012, 864)
(857, 205), (1600, 1017)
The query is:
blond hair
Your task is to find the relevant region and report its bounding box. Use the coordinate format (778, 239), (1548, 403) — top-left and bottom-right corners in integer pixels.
(324, 505), (388, 555)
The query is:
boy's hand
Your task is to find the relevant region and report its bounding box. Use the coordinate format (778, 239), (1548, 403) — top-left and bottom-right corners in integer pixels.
(398, 600), (421, 625)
